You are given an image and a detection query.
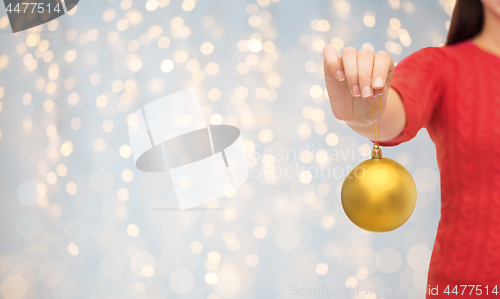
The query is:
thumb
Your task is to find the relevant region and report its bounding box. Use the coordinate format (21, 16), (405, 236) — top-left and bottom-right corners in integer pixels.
(323, 45), (346, 83)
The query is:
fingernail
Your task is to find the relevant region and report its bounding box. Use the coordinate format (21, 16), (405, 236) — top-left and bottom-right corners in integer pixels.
(336, 70), (345, 81)
(373, 76), (384, 88)
(352, 84), (361, 97)
(362, 86), (372, 98)
(373, 90), (384, 98)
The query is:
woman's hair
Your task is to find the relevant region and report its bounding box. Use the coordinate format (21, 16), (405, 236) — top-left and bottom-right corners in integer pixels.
(445, 0), (484, 46)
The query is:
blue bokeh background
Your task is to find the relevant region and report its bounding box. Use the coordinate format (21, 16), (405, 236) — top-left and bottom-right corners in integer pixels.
(0, 0), (452, 298)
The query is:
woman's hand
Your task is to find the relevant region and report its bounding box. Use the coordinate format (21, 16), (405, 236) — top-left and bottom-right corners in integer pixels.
(323, 45), (395, 127)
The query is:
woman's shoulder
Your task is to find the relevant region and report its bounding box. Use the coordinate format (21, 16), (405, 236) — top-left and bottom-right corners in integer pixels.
(440, 40), (481, 59)
(395, 40), (475, 70)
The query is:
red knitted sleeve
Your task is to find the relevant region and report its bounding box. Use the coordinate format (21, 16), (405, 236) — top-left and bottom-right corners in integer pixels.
(377, 47), (445, 147)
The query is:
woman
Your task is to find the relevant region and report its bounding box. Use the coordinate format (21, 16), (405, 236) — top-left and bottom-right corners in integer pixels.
(323, 0), (500, 297)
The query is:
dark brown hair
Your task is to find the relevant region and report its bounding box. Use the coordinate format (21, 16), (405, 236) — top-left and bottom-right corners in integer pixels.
(445, 0), (484, 46)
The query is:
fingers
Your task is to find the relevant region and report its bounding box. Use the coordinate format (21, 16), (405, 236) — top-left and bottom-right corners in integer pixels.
(341, 47), (361, 97)
(372, 51), (393, 91)
(323, 45), (345, 81)
(324, 46), (394, 101)
(357, 49), (375, 99)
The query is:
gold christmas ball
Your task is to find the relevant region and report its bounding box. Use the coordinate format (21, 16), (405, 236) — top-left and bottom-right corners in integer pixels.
(341, 156), (417, 232)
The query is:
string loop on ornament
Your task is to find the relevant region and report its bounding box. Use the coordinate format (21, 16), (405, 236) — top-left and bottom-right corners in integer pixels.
(370, 87), (384, 148)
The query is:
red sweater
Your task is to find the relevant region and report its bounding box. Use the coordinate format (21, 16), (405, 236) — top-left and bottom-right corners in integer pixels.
(379, 40), (500, 298)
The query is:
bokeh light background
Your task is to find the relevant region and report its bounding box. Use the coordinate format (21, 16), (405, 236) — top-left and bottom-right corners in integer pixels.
(0, 0), (454, 298)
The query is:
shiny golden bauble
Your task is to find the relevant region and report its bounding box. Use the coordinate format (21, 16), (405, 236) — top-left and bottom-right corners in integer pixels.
(341, 152), (417, 233)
